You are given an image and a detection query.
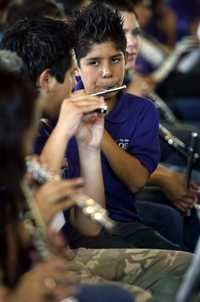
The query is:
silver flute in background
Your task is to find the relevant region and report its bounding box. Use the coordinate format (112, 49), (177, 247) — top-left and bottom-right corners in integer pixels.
(22, 180), (53, 260)
(22, 181), (80, 302)
(26, 160), (115, 231)
(149, 91), (177, 125)
(159, 124), (200, 162)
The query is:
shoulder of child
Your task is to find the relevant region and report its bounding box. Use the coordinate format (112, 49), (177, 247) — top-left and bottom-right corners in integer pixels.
(122, 92), (157, 113)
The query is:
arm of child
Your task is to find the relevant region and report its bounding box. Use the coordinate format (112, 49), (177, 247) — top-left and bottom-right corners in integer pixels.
(70, 114), (105, 236)
(101, 100), (160, 194)
(40, 94), (104, 174)
(148, 164), (198, 212)
(102, 130), (149, 193)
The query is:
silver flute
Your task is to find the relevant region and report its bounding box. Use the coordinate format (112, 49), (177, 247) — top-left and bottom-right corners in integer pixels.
(26, 160), (115, 231)
(90, 85), (126, 97)
(86, 85), (126, 116)
(22, 181), (80, 302)
(22, 180), (53, 260)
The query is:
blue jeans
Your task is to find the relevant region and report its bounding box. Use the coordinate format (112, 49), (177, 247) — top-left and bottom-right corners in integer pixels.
(77, 285), (133, 302)
(136, 201), (184, 248)
(136, 163), (200, 252)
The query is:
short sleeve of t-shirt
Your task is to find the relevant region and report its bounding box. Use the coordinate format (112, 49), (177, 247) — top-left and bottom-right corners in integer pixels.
(128, 98), (160, 173)
(33, 119), (54, 155)
(33, 119), (76, 179)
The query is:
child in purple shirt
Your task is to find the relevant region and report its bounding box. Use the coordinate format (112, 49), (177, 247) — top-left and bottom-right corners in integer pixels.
(35, 3), (181, 250)
(75, 81), (160, 222)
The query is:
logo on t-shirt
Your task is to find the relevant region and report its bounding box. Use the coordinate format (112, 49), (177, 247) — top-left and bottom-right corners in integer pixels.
(116, 138), (130, 150)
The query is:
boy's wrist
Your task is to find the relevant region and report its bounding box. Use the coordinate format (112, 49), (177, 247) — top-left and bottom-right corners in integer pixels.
(150, 165), (170, 188)
(79, 143), (100, 153)
(78, 143), (101, 158)
(54, 123), (73, 142)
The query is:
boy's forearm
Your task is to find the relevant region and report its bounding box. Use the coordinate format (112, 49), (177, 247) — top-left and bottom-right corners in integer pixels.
(148, 164), (169, 187)
(102, 131), (149, 193)
(79, 148), (105, 205)
(71, 146), (105, 236)
(40, 125), (70, 174)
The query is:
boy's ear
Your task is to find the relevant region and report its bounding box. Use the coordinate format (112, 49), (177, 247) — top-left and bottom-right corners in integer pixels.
(36, 69), (52, 93)
(75, 68), (81, 77)
(76, 65), (82, 77)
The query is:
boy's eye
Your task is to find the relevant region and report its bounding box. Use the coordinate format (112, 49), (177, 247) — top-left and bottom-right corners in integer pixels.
(111, 57), (121, 64)
(132, 28), (141, 37)
(88, 60), (99, 66)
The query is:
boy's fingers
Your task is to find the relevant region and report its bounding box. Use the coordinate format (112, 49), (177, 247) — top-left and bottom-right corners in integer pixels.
(54, 199), (77, 212)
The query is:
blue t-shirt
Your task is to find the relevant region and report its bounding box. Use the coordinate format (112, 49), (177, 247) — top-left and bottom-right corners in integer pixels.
(34, 86), (160, 223)
(168, 0), (200, 20)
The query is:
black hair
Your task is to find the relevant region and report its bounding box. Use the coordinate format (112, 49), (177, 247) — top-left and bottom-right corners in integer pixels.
(5, 0), (65, 25)
(74, 2), (127, 63)
(1, 17), (76, 83)
(0, 69), (37, 191)
(0, 69), (38, 287)
(97, 0), (135, 12)
(61, 0), (85, 16)
(98, 0), (138, 22)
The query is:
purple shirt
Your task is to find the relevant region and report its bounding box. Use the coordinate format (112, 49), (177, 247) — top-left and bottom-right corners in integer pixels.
(168, 0), (200, 20)
(34, 85), (160, 223)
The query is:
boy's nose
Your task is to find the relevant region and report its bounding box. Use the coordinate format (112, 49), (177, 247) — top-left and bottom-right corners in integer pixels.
(102, 66), (112, 78)
(127, 34), (138, 49)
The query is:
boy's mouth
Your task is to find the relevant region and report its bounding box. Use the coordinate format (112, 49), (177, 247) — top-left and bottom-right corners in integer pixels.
(98, 84), (119, 91)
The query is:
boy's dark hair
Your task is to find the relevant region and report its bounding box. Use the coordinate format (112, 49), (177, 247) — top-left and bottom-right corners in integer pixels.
(98, 0), (135, 12)
(5, 0), (65, 25)
(1, 17), (76, 83)
(0, 67), (38, 287)
(98, 0), (138, 21)
(61, 0), (85, 16)
(74, 2), (127, 63)
(0, 68), (37, 188)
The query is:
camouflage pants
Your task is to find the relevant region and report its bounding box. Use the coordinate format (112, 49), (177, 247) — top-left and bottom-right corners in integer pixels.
(69, 248), (193, 302)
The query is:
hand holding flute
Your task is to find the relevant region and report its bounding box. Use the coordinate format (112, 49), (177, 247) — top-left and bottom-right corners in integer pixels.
(26, 158), (115, 231)
(19, 179), (80, 302)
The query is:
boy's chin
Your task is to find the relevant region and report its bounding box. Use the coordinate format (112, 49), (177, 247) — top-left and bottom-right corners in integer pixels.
(103, 91), (118, 100)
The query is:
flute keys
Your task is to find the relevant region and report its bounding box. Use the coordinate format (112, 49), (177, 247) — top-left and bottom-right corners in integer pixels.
(93, 212), (105, 221)
(83, 205), (95, 215)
